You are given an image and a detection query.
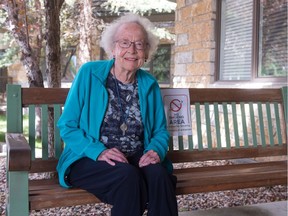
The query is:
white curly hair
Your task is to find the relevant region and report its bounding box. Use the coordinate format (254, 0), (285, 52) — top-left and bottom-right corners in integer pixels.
(100, 13), (159, 62)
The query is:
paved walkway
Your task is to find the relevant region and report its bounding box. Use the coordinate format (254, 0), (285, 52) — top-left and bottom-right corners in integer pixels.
(179, 201), (287, 216)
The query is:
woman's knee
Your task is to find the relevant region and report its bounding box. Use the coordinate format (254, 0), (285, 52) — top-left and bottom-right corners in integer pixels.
(142, 164), (167, 179)
(115, 163), (143, 185)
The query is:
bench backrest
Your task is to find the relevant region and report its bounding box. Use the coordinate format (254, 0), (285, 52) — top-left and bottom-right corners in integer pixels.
(6, 85), (288, 171)
(168, 88), (287, 163)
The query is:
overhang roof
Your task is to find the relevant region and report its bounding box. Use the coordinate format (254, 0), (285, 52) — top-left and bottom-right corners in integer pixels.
(92, 0), (175, 23)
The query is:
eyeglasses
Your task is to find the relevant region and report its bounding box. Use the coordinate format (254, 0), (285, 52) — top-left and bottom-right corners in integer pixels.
(114, 39), (148, 50)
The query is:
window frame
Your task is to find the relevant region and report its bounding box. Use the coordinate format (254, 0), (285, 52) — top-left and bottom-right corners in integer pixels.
(215, 0), (287, 84)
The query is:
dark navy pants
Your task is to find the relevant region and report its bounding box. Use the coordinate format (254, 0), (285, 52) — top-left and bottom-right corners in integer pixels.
(68, 153), (178, 216)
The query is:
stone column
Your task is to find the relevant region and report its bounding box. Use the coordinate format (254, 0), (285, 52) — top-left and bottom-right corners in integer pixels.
(174, 0), (216, 88)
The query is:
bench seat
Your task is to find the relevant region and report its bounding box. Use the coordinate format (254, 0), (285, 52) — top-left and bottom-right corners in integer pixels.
(28, 159), (287, 210)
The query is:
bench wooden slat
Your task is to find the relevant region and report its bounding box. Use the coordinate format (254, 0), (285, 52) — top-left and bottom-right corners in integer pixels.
(29, 178), (58, 186)
(258, 103), (266, 147)
(231, 102), (240, 148)
(240, 102), (249, 147)
(282, 87), (288, 122)
(30, 184), (84, 193)
(41, 105), (48, 159)
(195, 103), (203, 150)
(177, 170), (286, 185)
(30, 159), (58, 173)
(214, 103), (221, 149)
(178, 136), (184, 150)
(204, 103), (212, 149)
(167, 145), (287, 163)
(249, 102), (257, 147)
(188, 88), (283, 103)
(223, 103), (231, 148)
(169, 137), (173, 150)
(174, 161), (287, 175)
(175, 161), (287, 192)
(22, 87), (69, 105)
(266, 103), (274, 146)
(54, 104), (62, 158)
(28, 105), (36, 159)
(30, 192), (100, 210)
(177, 170), (287, 189)
(178, 178), (287, 195)
(274, 103), (283, 145)
(188, 135), (193, 150)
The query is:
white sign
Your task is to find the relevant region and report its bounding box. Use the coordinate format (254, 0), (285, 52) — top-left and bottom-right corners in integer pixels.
(161, 88), (192, 136)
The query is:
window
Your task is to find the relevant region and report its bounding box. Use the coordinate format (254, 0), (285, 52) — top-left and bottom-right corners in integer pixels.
(142, 44), (171, 85)
(218, 0), (287, 82)
(258, 0), (287, 77)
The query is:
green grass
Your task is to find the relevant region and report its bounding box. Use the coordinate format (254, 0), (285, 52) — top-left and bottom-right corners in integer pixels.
(0, 114), (29, 143)
(0, 114), (41, 148)
(0, 114), (5, 142)
(0, 114), (27, 142)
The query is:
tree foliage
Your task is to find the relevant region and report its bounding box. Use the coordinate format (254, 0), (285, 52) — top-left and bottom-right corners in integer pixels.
(102, 0), (176, 15)
(0, 32), (19, 67)
(1, 0), (44, 87)
(0, 0), (176, 78)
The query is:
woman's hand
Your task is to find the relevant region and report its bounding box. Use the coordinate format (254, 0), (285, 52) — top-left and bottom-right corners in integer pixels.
(98, 148), (128, 166)
(139, 150), (160, 167)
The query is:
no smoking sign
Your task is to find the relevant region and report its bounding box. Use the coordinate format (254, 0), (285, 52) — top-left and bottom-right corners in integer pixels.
(161, 89), (192, 136)
(170, 99), (182, 112)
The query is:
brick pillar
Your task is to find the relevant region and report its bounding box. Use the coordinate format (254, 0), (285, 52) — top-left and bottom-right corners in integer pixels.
(174, 0), (216, 88)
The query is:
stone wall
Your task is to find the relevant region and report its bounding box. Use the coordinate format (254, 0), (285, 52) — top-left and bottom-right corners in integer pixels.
(174, 0), (216, 88)
(7, 61), (28, 86)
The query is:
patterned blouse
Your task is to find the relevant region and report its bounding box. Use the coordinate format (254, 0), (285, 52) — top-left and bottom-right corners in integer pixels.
(100, 72), (144, 156)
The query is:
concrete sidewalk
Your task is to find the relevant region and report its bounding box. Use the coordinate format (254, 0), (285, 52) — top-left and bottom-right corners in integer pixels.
(179, 201), (287, 216)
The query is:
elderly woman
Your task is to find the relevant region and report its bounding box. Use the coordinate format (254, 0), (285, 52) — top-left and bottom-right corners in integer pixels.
(56, 13), (178, 216)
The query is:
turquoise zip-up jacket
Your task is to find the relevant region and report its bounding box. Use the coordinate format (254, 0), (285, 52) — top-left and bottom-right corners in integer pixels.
(57, 59), (172, 188)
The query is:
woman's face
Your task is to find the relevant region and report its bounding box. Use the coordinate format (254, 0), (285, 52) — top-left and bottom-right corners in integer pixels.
(112, 23), (148, 72)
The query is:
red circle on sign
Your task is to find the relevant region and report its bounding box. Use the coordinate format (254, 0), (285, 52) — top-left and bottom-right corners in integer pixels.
(170, 99), (182, 112)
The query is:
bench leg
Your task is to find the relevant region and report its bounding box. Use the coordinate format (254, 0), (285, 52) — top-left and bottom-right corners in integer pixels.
(6, 171), (29, 216)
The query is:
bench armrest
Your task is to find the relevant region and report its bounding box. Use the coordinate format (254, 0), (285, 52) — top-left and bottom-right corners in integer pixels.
(6, 133), (31, 171)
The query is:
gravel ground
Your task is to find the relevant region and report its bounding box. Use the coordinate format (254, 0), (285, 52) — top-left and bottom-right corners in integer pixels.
(0, 157), (287, 216)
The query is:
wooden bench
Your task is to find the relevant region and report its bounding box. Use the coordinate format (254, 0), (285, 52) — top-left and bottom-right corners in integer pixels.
(5, 84), (287, 216)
